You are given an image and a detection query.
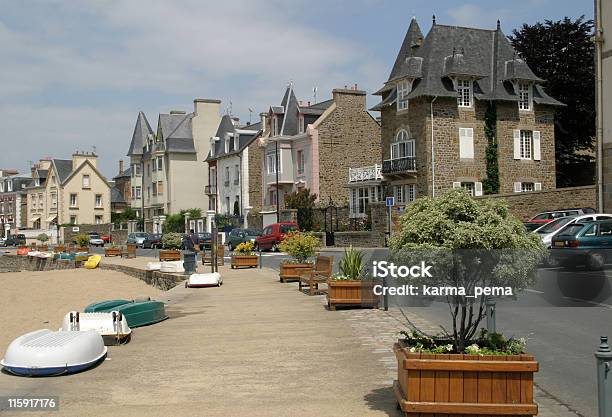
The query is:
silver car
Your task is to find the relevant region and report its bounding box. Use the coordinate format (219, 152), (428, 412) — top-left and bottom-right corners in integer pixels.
(127, 232), (149, 248)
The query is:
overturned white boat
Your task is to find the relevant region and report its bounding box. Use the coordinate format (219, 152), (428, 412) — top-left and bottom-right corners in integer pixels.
(36, 252), (54, 259)
(186, 272), (222, 288)
(1, 329), (107, 376)
(145, 261), (162, 271)
(27, 251), (41, 257)
(60, 311), (131, 345)
(160, 261), (184, 274)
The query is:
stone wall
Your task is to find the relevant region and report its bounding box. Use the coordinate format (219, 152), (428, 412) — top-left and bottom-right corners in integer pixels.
(247, 139), (263, 212)
(61, 224), (127, 244)
(98, 263), (184, 291)
(317, 88), (381, 204)
(333, 231), (385, 248)
(0, 254), (76, 271)
(477, 185), (597, 221)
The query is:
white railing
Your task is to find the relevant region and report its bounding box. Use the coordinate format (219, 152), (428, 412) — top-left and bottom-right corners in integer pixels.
(348, 164), (383, 182)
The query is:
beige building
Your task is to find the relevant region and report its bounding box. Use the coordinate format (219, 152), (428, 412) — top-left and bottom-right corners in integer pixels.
(26, 152), (111, 229)
(127, 99), (221, 233)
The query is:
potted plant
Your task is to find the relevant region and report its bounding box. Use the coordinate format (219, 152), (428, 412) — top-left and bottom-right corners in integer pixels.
(278, 231), (320, 282)
(159, 232), (181, 261)
(231, 241), (258, 269)
(327, 246), (379, 310)
(104, 242), (121, 257)
(74, 234), (90, 252)
(389, 189), (544, 416)
(36, 233), (49, 251)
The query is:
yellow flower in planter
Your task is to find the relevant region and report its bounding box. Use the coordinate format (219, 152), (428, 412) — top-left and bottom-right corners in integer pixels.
(235, 241), (255, 255)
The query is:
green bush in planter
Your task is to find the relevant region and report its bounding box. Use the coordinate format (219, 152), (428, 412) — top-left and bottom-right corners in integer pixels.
(37, 233), (49, 243)
(162, 232), (182, 250)
(278, 231), (320, 264)
(74, 234), (90, 247)
(332, 246), (365, 280)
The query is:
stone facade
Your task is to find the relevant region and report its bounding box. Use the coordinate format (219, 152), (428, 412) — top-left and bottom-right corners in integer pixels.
(316, 89), (381, 204)
(61, 223), (128, 245)
(247, 138), (263, 213)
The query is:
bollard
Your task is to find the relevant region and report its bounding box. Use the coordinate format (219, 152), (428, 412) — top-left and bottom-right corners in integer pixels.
(259, 247), (263, 269)
(485, 298), (496, 334)
(596, 336), (612, 417)
(382, 275), (388, 311)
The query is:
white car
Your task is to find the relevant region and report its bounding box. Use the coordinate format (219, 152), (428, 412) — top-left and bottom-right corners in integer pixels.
(0, 237), (6, 247)
(88, 233), (105, 247)
(534, 213), (612, 248)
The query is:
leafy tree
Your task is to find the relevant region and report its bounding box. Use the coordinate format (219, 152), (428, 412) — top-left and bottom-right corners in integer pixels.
(163, 213), (185, 233)
(185, 208), (202, 219)
(482, 102), (499, 194)
(285, 188), (317, 231)
(161, 232), (182, 249)
(389, 189), (544, 352)
(510, 16), (595, 187)
(37, 233), (49, 243)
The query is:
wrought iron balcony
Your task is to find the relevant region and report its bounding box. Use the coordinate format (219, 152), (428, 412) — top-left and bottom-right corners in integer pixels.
(348, 164), (383, 183)
(382, 157), (417, 174)
(205, 185), (217, 195)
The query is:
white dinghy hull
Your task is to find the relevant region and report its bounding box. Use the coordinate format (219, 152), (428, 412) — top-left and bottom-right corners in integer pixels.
(1, 329), (107, 376)
(160, 261), (184, 274)
(60, 311), (132, 345)
(186, 272), (222, 288)
(145, 261), (162, 271)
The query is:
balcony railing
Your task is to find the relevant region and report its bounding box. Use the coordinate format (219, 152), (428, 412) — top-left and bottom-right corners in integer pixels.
(348, 164), (383, 183)
(382, 157), (417, 174)
(205, 185), (217, 195)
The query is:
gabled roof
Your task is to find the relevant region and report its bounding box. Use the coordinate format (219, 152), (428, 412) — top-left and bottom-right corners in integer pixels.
(113, 166), (131, 180)
(207, 115), (260, 161)
(111, 186), (125, 204)
(52, 159), (73, 183)
(299, 99), (334, 116)
(155, 112), (196, 153)
(373, 19), (562, 108)
(127, 112), (153, 156)
(269, 86), (300, 136)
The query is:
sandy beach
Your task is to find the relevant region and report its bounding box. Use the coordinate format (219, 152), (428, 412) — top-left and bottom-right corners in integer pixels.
(0, 268), (164, 352)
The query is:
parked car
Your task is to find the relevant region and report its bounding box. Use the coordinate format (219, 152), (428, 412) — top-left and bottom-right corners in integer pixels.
(5, 234), (26, 246)
(527, 208), (596, 225)
(534, 214), (612, 248)
(143, 233), (162, 249)
(127, 232), (149, 248)
(197, 233), (212, 250)
(255, 222), (298, 251)
(88, 233), (105, 247)
(227, 228), (262, 251)
(550, 220), (612, 270)
(0, 237), (6, 247)
(100, 233), (112, 244)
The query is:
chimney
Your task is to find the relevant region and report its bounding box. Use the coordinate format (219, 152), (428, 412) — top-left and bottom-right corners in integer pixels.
(260, 112), (269, 135)
(332, 86), (367, 108)
(231, 117), (240, 126)
(119, 160), (124, 175)
(72, 151), (98, 169)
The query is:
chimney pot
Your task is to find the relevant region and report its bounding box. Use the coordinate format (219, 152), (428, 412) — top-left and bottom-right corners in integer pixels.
(119, 160), (124, 175)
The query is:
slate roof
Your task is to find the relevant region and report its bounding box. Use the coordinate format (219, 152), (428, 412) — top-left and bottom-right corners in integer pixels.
(206, 115), (261, 161)
(373, 19), (562, 109)
(127, 112), (154, 156)
(52, 159), (73, 183)
(278, 86), (300, 136)
(158, 112), (196, 153)
(111, 186), (125, 204)
(299, 99), (334, 116)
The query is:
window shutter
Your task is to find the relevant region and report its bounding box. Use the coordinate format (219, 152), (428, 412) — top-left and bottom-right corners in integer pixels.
(459, 128), (474, 159)
(513, 130), (521, 159)
(532, 131), (541, 160)
(474, 182), (483, 196)
(391, 144), (397, 160)
(452, 182), (461, 189)
(534, 182), (542, 191)
(514, 182), (522, 193)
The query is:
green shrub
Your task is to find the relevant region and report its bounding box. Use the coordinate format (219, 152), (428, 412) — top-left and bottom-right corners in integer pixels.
(36, 233), (49, 243)
(333, 246), (364, 280)
(278, 231), (320, 264)
(162, 232), (182, 249)
(74, 234), (90, 247)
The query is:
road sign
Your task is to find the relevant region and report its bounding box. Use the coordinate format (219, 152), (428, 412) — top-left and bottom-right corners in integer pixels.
(386, 196), (395, 207)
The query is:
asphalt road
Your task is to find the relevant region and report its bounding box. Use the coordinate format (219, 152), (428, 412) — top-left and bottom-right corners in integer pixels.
(89, 245), (608, 416)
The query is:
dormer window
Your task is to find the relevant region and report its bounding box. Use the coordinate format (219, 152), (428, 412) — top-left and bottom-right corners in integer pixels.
(272, 116), (279, 136)
(298, 114), (305, 134)
(457, 79), (472, 107)
(224, 136), (230, 153)
(397, 80), (411, 111)
(234, 134), (239, 151)
(518, 82), (532, 111)
(7, 181), (12, 192)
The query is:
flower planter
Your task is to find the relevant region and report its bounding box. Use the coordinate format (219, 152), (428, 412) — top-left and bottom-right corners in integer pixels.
(279, 263), (313, 283)
(104, 247), (121, 257)
(159, 250), (181, 262)
(327, 280), (379, 310)
(393, 341), (538, 416)
(231, 254), (258, 269)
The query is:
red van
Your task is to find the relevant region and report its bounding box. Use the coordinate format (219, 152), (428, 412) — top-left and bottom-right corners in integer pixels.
(255, 222), (299, 251)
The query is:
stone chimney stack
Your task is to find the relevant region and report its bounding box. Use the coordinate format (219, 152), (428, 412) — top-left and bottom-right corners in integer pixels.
(119, 160), (124, 175)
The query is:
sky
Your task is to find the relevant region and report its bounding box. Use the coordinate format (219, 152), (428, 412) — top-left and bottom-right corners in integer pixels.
(0, 0), (593, 178)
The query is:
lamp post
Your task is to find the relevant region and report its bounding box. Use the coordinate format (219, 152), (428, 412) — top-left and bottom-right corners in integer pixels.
(275, 139), (280, 223)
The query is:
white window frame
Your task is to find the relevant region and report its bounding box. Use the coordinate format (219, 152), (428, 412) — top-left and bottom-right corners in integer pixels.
(234, 134), (239, 151)
(296, 150), (305, 175)
(224, 136), (230, 154)
(459, 127), (474, 159)
(457, 79), (472, 107)
(224, 166), (230, 185)
(514, 182), (542, 193)
(234, 164), (240, 184)
(157, 156), (163, 171)
(135, 186), (141, 199)
(393, 184), (416, 204)
(95, 215), (102, 225)
(272, 116), (279, 137)
(397, 80), (411, 111)
(7, 181), (12, 192)
(70, 193), (77, 207)
(520, 130), (532, 159)
(267, 152), (281, 174)
(157, 181), (163, 196)
(82, 175), (90, 188)
(95, 194), (103, 208)
(518, 82), (532, 111)
(298, 115), (305, 134)
(391, 130), (415, 160)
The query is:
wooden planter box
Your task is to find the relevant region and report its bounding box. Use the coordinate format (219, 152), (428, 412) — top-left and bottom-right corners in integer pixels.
(279, 263), (313, 283)
(159, 250), (181, 261)
(104, 247), (122, 257)
(393, 342), (538, 416)
(327, 280), (379, 310)
(37, 245), (48, 251)
(231, 254), (258, 269)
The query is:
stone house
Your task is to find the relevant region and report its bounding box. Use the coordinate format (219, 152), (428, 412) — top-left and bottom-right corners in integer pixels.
(258, 84), (381, 222)
(26, 152), (111, 228)
(126, 99), (221, 233)
(205, 115), (262, 222)
(371, 17), (562, 206)
(111, 160), (131, 215)
(0, 172), (30, 236)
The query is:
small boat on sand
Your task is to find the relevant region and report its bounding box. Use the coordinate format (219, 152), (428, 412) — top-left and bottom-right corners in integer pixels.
(1, 329), (107, 376)
(84, 299), (168, 328)
(60, 311), (132, 345)
(186, 272), (222, 288)
(160, 261), (184, 273)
